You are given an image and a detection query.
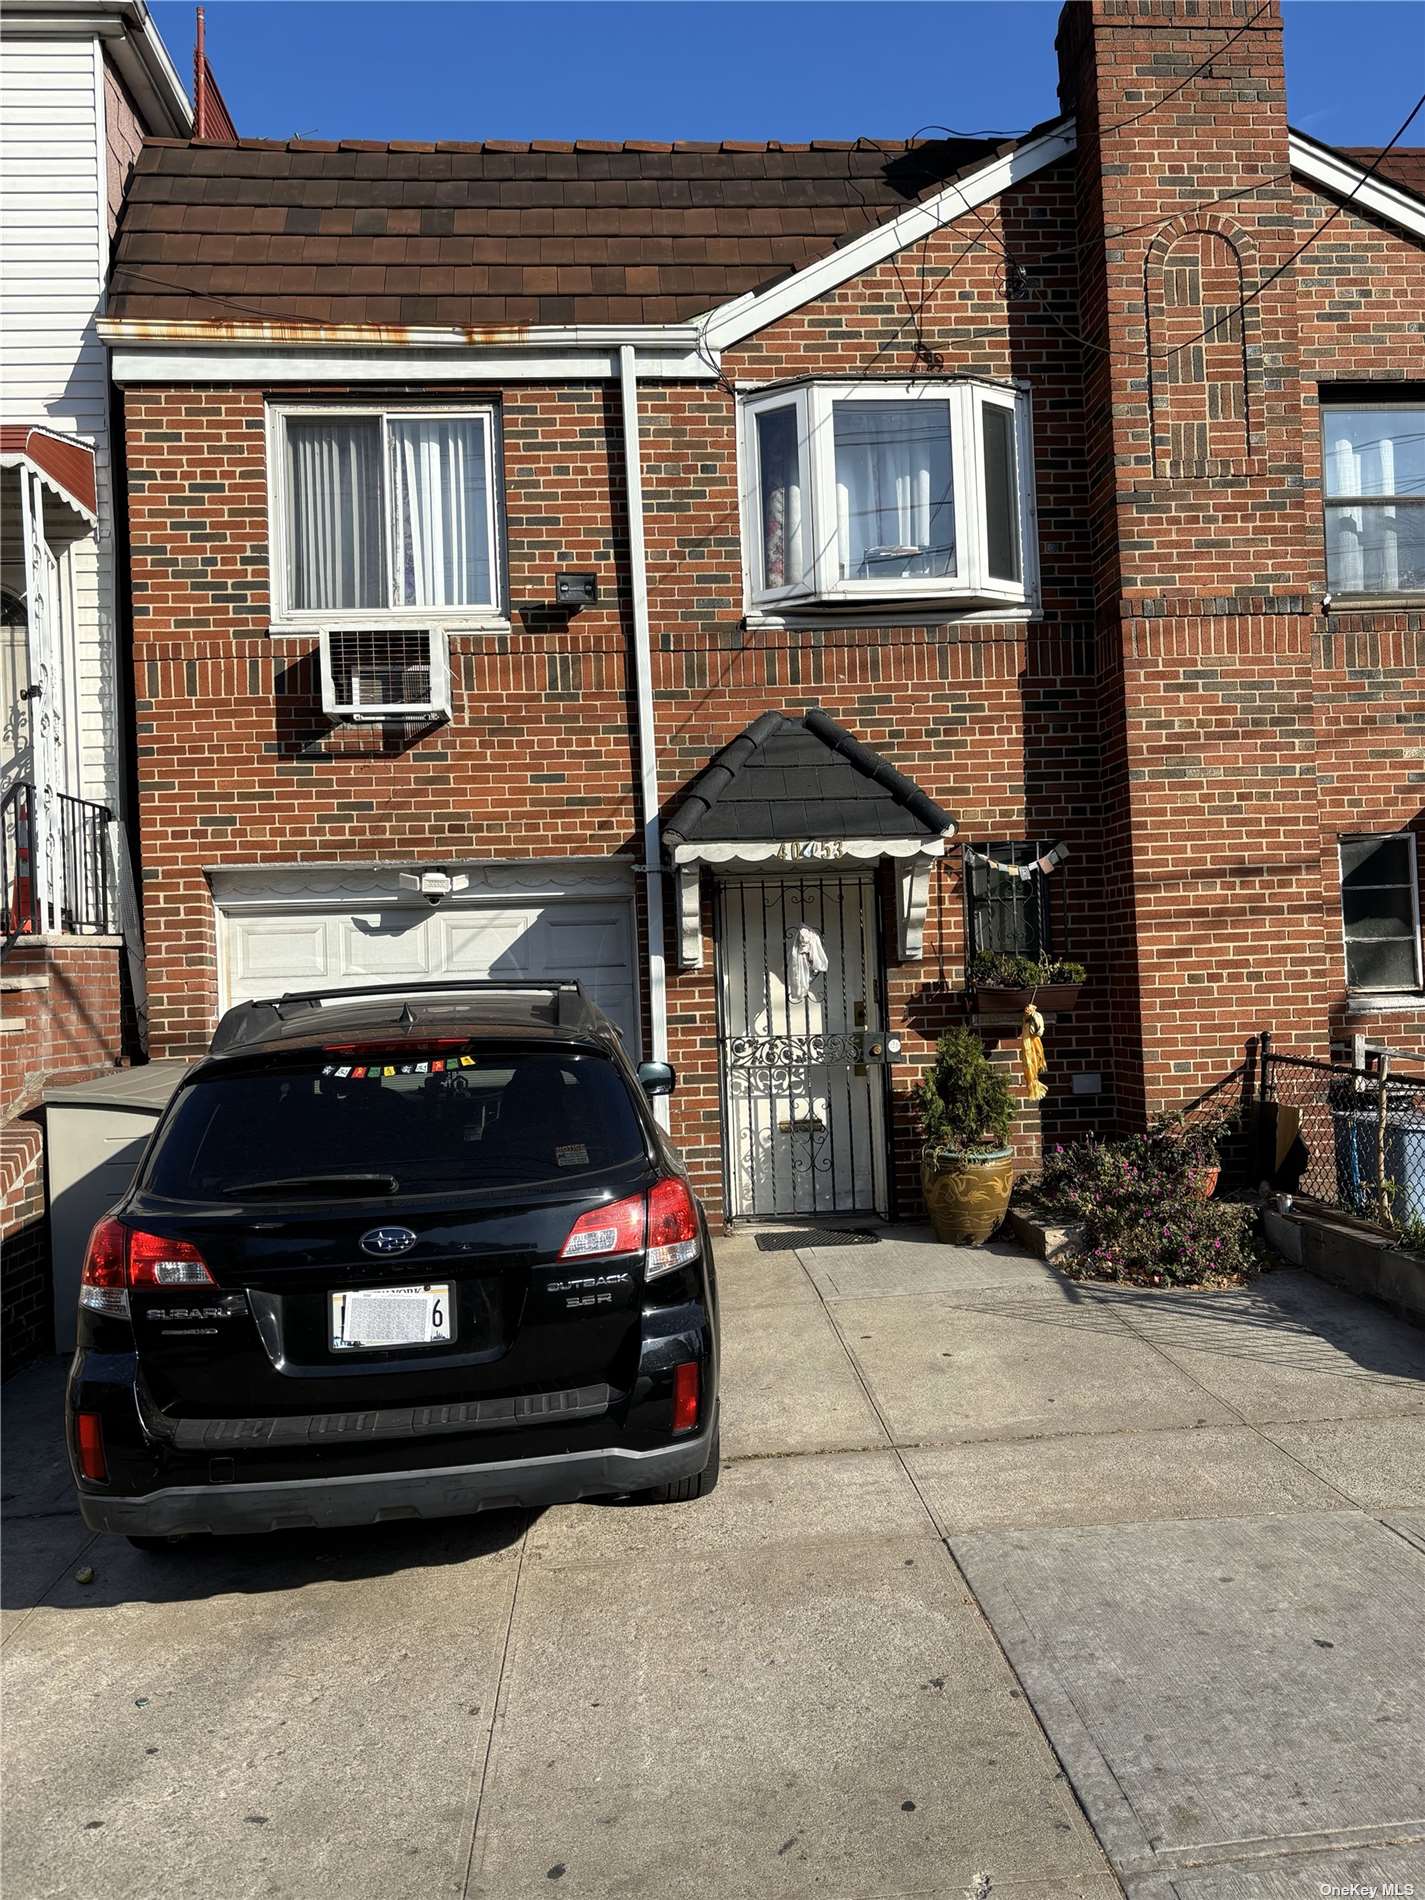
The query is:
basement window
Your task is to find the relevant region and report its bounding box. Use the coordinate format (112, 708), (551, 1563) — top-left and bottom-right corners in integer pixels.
(1340, 833), (1423, 995)
(1322, 403), (1425, 597)
(741, 379), (1036, 612)
(269, 405), (504, 623)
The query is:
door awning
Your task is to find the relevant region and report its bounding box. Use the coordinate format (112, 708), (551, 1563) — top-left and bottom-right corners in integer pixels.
(0, 427), (98, 530)
(663, 710), (957, 967)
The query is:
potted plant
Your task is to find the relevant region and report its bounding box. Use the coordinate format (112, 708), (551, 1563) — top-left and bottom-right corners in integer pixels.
(1153, 1109), (1236, 1199)
(913, 1027), (1018, 1244)
(967, 951), (1086, 1014)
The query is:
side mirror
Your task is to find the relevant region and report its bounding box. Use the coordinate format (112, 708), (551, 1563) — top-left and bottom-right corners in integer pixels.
(637, 1061), (677, 1098)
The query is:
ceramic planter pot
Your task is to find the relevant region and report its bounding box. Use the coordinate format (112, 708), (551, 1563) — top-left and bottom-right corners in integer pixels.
(1192, 1163), (1221, 1200)
(922, 1148), (1014, 1244)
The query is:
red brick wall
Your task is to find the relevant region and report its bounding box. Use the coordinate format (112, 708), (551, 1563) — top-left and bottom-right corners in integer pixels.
(1056, 0), (1409, 1116)
(125, 381), (640, 1053)
(1, 940), (126, 1121)
(120, 0), (1424, 1221)
(1294, 189), (1425, 1052)
(1, 1120), (49, 1375)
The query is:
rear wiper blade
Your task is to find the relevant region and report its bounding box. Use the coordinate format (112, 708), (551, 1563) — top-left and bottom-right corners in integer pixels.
(221, 1172), (400, 1199)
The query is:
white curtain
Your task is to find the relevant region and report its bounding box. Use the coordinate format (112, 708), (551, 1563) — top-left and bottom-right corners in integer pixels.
(757, 406), (804, 589)
(390, 418), (491, 608)
(833, 401), (953, 580)
(285, 419), (385, 611)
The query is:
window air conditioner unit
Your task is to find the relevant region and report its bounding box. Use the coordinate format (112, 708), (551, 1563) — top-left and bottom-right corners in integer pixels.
(318, 627), (451, 723)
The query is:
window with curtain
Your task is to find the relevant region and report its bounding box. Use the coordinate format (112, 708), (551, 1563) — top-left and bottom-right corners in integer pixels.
(1322, 404), (1425, 597)
(833, 399), (955, 581)
(279, 409), (499, 618)
(742, 380), (1032, 609)
(1339, 833), (1422, 994)
(756, 404), (805, 591)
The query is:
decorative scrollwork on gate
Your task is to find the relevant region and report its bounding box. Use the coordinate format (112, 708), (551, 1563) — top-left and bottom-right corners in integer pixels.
(724, 1064), (811, 1100)
(788, 1127), (833, 1176)
(723, 1032), (865, 1069)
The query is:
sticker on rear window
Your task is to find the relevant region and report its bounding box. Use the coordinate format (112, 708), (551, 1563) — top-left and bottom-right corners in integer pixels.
(319, 1053), (478, 1082)
(555, 1143), (589, 1168)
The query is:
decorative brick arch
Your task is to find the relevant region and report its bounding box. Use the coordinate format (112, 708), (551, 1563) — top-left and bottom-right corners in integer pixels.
(1144, 216), (1257, 479)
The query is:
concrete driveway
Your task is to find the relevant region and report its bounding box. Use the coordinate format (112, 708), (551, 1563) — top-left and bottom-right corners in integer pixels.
(4, 1229), (1423, 1900)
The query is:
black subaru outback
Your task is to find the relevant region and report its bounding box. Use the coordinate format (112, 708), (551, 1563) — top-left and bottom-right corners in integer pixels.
(67, 981), (719, 1545)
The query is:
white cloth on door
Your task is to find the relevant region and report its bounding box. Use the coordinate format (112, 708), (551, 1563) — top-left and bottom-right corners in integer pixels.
(787, 924), (829, 1002)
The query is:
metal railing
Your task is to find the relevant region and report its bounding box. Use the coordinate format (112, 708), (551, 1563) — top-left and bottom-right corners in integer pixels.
(1260, 1035), (1425, 1234)
(2, 779), (113, 945)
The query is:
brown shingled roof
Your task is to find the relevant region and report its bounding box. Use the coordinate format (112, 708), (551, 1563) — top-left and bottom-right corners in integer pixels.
(107, 134), (1020, 328)
(1339, 147), (1425, 202)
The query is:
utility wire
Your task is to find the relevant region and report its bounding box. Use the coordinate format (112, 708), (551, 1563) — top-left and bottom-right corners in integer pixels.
(1097, 0), (1274, 135)
(1170, 87), (1425, 354)
(913, 85), (1425, 364)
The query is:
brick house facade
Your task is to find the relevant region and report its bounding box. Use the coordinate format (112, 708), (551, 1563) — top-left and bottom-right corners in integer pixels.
(104, 0), (1424, 1226)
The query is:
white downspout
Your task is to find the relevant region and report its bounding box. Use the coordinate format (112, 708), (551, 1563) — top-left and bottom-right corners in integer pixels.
(618, 343), (670, 1128)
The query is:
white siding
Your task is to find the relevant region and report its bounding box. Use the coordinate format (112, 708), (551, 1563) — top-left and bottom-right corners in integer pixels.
(0, 35), (117, 812)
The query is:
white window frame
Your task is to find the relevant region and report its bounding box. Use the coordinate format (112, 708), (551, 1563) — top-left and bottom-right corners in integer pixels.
(266, 401), (505, 630)
(738, 378), (1038, 614)
(1320, 399), (1425, 601)
(1339, 830), (1424, 997)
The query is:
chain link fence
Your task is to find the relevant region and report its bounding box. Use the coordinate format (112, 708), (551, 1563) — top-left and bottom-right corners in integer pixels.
(1260, 1041), (1425, 1239)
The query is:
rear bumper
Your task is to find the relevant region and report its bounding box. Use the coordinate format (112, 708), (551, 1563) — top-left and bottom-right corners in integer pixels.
(76, 1426), (716, 1537)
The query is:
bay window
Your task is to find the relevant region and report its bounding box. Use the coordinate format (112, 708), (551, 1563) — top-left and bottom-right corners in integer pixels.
(742, 379), (1034, 611)
(1322, 403), (1425, 597)
(272, 405), (503, 622)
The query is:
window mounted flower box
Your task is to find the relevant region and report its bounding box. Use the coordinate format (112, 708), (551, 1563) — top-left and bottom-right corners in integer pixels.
(964, 953), (1086, 1015)
(967, 983), (1082, 1015)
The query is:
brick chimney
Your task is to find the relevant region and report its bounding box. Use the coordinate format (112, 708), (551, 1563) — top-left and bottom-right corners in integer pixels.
(1056, 0), (1329, 1121)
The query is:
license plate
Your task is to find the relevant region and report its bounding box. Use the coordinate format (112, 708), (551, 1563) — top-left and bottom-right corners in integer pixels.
(330, 1284), (454, 1352)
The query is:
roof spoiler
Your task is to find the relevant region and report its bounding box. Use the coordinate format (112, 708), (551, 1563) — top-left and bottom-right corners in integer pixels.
(208, 979), (592, 1056)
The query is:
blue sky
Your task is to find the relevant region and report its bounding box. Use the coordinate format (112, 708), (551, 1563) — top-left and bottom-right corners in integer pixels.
(150, 2), (1424, 149)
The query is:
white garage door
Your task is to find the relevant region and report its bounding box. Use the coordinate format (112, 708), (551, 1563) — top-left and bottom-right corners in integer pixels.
(216, 866), (638, 1045)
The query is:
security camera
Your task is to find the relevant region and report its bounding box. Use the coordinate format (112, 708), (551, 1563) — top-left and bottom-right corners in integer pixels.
(399, 868), (470, 907)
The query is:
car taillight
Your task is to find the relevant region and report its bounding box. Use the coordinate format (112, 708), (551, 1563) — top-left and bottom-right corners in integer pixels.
(559, 1192), (646, 1259)
(80, 1217), (130, 1317)
(672, 1361), (700, 1434)
(646, 1177), (699, 1279)
(80, 1218), (215, 1317)
(126, 1229), (216, 1289)
(75, 1412), (107, 1482)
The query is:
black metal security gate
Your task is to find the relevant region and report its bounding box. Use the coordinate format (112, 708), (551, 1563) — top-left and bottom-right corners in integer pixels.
(716, 874), (887, 1220)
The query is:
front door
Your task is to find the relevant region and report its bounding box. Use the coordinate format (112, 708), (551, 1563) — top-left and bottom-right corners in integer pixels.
(717, 875), (887, 1220)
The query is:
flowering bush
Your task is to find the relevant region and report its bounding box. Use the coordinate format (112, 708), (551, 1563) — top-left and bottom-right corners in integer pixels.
(1022, 1118), (1262, 1287)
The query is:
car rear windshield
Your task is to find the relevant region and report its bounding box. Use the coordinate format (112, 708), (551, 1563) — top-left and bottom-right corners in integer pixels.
(144, 1044), (649, 1200)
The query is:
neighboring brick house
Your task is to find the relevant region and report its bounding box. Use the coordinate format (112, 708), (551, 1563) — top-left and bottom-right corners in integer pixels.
(1, 0), (192, 1371)
(101, 0), (1424, 1227)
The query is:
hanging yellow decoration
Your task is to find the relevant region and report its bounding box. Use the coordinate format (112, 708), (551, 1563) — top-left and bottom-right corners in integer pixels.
(1020, 1004), (1048, 1102)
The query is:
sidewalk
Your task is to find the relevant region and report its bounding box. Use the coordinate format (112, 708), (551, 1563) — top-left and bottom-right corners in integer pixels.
(788, 1225), (1425, 1899)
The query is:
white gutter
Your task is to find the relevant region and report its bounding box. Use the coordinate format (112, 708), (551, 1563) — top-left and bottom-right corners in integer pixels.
(98, 317), (707, 351)
(100, 318), (718, 386)
(617, 342), (671, 1125)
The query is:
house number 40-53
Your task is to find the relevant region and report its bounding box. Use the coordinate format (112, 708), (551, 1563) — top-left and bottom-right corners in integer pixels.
(773, 841), (843, 862)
